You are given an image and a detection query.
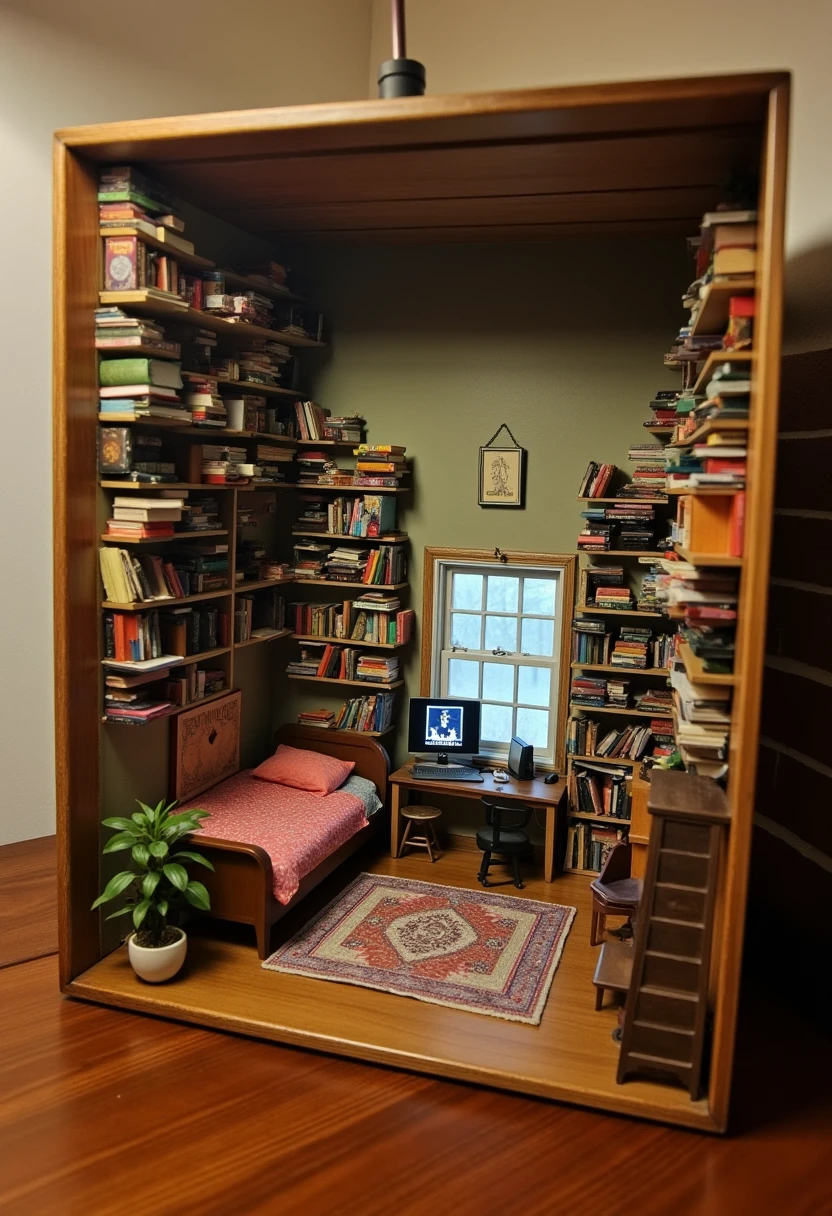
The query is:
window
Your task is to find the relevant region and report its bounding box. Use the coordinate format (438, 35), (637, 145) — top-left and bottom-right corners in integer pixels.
(423, 553), (573, 766)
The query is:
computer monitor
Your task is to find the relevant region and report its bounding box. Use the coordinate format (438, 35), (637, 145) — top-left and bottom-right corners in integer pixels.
(407, 697), (481, 763)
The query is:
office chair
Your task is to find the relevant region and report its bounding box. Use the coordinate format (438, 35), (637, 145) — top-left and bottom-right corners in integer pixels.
(476, 797), (533, 889)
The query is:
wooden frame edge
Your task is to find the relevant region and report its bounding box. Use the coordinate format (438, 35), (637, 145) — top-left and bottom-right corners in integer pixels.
(707, 79), (790, 1132)
(420, 547), (576, 770)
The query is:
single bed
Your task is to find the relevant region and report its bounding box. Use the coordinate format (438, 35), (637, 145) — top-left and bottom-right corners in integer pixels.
(180, 725), (390, 958)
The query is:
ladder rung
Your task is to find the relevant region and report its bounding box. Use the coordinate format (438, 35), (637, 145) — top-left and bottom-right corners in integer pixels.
(634, 1020), (694, 1037)
(651, 916), (705, 929)
(628, 1051), (693, 1069)
(655, 881), (707, 893)
(659, 847), (710, 859)
(640, 985), (698, 1001)
(645, 949), (702, 964)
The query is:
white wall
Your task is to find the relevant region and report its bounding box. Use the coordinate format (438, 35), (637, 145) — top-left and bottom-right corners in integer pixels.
(0, 0), (372, 844)
(369, 0), (832, 352)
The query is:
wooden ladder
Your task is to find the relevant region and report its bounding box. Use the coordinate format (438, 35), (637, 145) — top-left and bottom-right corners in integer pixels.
(617, 769), (729, 1098)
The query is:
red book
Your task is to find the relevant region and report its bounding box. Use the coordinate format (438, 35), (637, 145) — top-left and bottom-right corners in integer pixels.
(114, 613), (126, 662)
(316, 645), (333, 677)
(729, 491), (745, 557)
(704, 458), (747, 475)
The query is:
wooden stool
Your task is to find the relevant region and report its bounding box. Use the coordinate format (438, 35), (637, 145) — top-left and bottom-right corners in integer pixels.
(400, 806), (442, 862)
(592, 939), (634, 1011)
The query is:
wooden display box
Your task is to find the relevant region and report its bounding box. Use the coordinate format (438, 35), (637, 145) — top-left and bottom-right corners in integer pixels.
(53, 72), (789, 1132)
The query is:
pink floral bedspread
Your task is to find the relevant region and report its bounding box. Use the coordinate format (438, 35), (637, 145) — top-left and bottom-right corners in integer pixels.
(183, 771), (369, 904)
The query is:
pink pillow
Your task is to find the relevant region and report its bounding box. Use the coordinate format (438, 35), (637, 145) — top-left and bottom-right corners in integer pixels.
(251, 744), (354, 796)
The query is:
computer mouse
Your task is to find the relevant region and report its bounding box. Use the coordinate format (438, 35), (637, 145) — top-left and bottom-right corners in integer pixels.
(544, 772), (560, 784)
(493, 771), (509, 784)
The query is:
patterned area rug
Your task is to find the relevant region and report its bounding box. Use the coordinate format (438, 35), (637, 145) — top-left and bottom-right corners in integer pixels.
(263, 873), (576, 1024)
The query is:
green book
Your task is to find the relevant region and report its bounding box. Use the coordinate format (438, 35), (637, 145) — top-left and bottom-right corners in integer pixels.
(99, 358), (183, 390)
(98, 189), (165, 214)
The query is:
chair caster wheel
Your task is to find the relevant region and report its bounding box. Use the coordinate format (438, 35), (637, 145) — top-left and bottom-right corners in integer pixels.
(481, 879), (489, 887)
(514, 881), (525, 890)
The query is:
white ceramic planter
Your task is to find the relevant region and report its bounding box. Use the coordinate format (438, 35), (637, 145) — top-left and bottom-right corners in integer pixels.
(127, 928), (187, 982)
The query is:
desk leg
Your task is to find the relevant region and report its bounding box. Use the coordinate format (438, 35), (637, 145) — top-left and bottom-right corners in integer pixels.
(544, 804), (556, 883)
(391, 785), (405, 857)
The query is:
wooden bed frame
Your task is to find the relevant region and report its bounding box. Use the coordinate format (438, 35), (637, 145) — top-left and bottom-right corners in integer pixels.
(187, 725), (390, 958)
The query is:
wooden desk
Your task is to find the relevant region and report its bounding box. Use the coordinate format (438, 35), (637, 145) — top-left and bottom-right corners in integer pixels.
(389, 764), (566, 882)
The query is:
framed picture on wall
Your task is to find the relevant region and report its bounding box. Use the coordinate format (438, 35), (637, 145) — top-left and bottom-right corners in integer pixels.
(478, 427), (526, 508)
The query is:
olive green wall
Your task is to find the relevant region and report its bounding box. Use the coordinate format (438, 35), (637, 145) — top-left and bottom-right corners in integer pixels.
(288, 236), (690, 837)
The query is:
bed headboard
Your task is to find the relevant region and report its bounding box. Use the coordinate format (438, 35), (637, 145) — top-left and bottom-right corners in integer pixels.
(275, 725), (390, 804)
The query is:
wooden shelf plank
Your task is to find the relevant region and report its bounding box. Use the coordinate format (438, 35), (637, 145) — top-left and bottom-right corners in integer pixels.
(692, 349), (754, 394)
(669, 417), (750, 448)
(297, 484), (409, 495)
(98, 291), (325, 348)
(233, 628), (293, 649)
(220, 268), (304, 303)
(577, 497), (669, 505)
(103, 685), (234, 724)
(567, 753), (642, 768)
(102, 587), (232, 611)
(689, 277), (755, 336)
(291, 531), (408, 544)
(576, 550), (665, 558)
(96, 343), (182, 361)
(214, 382), (302, 399)
(674, 547), (743, 567)
(570, 703), (659, 718)
(666, 486), (743, 496)
(101, 646), (231, 671)
(331, 726), (395, 739)
(235, 578), (294, 593)
(100, 481), (224, 491)
(292, 633), (408, 650)
(99, 227), (215, 271)
(575, 605), (663, 619)
(677, 640), (737, 687)
(567, 812), (632, 825)
(296, 439), (364, 447)
(292, 579), (408, 590)
(100, 529), (228, 544)
(570, 663), (670, 675)
(287, 675), (404, 690)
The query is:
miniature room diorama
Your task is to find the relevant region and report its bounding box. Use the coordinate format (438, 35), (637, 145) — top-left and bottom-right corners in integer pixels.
(53, 67), (788, 1133)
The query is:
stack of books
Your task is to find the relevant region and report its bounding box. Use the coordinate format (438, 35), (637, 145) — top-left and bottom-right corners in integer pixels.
(352, 445), (409, 488)
(333, 693), (395, 734)
(605, 677), (630, 709)
(322, 416), (364, 443)
(297, 450), (337, 484)
(650, 718), (676, 760)
(670, 664), (731, 778)
(324, 546), (370, 582)
(293, 542), (330, 579)
(644, 390), (678, 432)
(577, 522), (613, 551)
(99, 357), (187, 423)
(183, 378), (227, 428)
(297, 709), (337, 729)
(294, 496), (328, 533)
(105, 495), (185, 541)
(357, 655), (399, 684)
(636, 564), (664, 612)
(634, 687), (674, 715)
(352, 591), (402, 615)
(166, 543), (229, 593)
(580, 565), (625, 608)
(201, 444), (248, 483)
(594, 585), (634, 611)
(237, 261), (289, 291)
(577, 461), (615, 498)
(254, 444), (294, 483)
(182, 496), (222, 532)
(571, 676), (607, 708)
(571, 620), (612, 665)
(286, 644), (328, 677)
(95, 309), (180, 359)
(628, 443), (667, 496)
(610, 628), (651, 668)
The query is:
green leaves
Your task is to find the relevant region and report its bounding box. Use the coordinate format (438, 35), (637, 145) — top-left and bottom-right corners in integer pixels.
(91, 871), (136, 910)
(162, 863), (188, 891)
(102, 832), (138, 854)
(131, 843), (150, 868)
(184, 881), (211, 911)
(142, 871), (161, 899)
(94, 798), (212, 931)
(170, 850), (214, 871)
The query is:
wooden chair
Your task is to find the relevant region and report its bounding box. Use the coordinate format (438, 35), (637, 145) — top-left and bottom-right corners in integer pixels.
(589, 842), (642, 946)
(476, 798), (533, 890)
(400, 805), (442, 862)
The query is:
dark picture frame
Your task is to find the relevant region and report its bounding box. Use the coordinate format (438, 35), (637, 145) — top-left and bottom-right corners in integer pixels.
(478, 441), (526, 508)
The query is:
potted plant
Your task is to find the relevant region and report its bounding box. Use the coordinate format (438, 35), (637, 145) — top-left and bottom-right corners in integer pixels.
(91, 800), (214, 983)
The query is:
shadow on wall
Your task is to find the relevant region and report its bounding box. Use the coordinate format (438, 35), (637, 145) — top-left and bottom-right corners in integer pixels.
(782, 242), (832, 354)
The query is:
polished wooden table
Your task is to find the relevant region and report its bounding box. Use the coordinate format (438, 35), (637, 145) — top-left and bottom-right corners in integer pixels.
(389, 763), (566, 882)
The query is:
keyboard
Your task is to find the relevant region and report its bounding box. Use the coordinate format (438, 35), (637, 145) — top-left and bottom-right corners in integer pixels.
(411, 764), (484, 782)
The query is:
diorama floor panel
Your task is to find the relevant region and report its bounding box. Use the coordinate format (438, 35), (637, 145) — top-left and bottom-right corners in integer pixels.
(66, 849), (714, 1130)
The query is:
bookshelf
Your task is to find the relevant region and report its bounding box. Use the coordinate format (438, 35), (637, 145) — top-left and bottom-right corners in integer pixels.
(53, 73), (789, 1132)
(98, 290), (325, 347)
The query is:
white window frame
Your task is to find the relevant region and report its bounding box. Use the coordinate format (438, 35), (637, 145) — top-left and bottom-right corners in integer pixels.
(428, 559), (567, 766)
